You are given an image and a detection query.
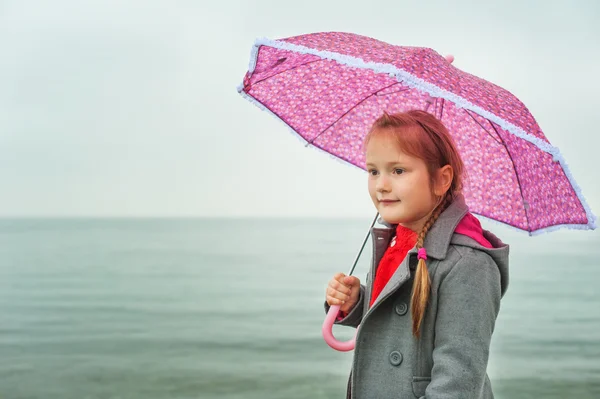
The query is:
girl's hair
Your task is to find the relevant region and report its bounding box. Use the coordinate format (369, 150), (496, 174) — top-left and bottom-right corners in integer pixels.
(364, 110), (465, 338)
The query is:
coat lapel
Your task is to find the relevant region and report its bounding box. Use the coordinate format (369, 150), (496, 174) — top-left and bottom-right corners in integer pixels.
(369, 250), (414, 310)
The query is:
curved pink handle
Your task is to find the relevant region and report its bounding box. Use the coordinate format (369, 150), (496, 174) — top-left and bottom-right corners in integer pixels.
(322, 305), (358, 352)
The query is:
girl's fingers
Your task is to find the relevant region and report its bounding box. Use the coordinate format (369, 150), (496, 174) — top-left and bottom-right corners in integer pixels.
(326, 296), (344, 306)
(327, 286), (351, 301)
(333, 272), (345, 281)
(325, 273), (356, 308)
(329, 279), (352, 296)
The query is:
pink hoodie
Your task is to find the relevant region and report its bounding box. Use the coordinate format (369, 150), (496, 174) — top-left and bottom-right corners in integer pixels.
(455, 213), (493, 248)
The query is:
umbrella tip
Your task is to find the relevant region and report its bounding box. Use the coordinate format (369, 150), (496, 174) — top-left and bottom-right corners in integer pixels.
(445, 54), (454, 64)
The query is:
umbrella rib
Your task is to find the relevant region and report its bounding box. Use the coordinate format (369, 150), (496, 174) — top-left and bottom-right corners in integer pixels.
(488, 120), (532, 231)
(464, 110), (503, 145)
(376, 87), (411, 96)
(307, 82), (404, 145)
(251, 59), (325, 86)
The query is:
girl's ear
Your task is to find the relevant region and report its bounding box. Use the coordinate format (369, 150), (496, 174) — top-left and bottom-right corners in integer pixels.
(433, 165), (453, 197)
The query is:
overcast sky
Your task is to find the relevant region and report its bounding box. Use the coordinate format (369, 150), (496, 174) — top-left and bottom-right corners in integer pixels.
(1, 0), (599, 224)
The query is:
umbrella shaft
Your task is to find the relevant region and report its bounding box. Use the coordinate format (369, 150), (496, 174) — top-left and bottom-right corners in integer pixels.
(347, 213), (379, 276)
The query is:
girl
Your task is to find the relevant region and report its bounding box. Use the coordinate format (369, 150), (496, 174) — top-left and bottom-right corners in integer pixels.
(325, 110), (509, 399)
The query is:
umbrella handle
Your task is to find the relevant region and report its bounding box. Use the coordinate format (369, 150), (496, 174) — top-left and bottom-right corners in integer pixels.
(322, 213), (377, 352)
(322, 305), (358, 352)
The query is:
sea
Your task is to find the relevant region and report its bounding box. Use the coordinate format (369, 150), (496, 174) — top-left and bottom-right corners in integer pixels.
(1, 217), (599, 399)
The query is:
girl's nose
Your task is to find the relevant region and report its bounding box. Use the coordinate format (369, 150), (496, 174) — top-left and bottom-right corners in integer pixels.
(376, 174), (390, 192)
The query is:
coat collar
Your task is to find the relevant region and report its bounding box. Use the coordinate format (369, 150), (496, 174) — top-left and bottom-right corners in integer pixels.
(365, 194), (470, 312)
(377, 193), (470, 260)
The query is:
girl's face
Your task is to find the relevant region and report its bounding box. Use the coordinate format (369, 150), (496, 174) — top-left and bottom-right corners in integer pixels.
(366, 133), (440, 232)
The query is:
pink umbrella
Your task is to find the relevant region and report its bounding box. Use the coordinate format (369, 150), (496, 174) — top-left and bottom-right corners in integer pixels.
(237, 32), (596, 351)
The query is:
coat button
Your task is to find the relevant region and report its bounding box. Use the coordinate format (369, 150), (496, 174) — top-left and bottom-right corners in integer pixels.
(395, 302), (408, 316)
(389, 351), (403, 366)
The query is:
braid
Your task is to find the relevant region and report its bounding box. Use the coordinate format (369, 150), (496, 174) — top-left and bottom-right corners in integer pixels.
(411, 193), (452, 337)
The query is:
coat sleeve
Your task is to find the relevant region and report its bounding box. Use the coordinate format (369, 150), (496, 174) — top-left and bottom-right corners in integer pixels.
(323, 284), (366, 328)
(424, 252), (502, 399)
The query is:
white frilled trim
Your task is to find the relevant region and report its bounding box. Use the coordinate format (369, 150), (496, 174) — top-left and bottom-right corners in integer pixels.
(476, 214), (597, 237)
(239, 37), (597, 232)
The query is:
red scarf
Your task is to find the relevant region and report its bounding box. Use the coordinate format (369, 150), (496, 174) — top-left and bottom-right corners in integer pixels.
(369, 224), (417, 307)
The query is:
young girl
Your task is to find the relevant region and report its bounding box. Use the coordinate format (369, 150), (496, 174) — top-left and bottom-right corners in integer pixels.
(325, 110), (509, 399)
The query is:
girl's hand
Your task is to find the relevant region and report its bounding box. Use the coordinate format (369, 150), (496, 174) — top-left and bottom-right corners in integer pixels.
(326, 272), (361, 313)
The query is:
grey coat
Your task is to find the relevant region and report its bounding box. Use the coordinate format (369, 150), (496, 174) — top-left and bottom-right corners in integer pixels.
(325, 195), (509, 398)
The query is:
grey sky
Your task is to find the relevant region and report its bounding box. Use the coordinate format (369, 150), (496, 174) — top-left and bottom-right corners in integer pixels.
(1, 0), (599, 226)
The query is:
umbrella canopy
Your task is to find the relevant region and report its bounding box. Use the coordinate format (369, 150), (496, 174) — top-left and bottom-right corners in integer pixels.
(238, 32), (596, 235)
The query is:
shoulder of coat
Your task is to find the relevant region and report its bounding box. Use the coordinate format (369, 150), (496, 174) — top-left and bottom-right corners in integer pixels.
(434, 243), (496, 277)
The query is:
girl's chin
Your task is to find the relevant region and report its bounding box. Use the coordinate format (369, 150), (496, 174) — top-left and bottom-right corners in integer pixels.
(378, 212), (404, 225)
(378, 211), (416, 228)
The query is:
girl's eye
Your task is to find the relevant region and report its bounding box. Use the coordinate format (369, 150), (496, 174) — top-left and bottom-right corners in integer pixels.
(368, 169), (378, 176)
(394, 168), (405, 175)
